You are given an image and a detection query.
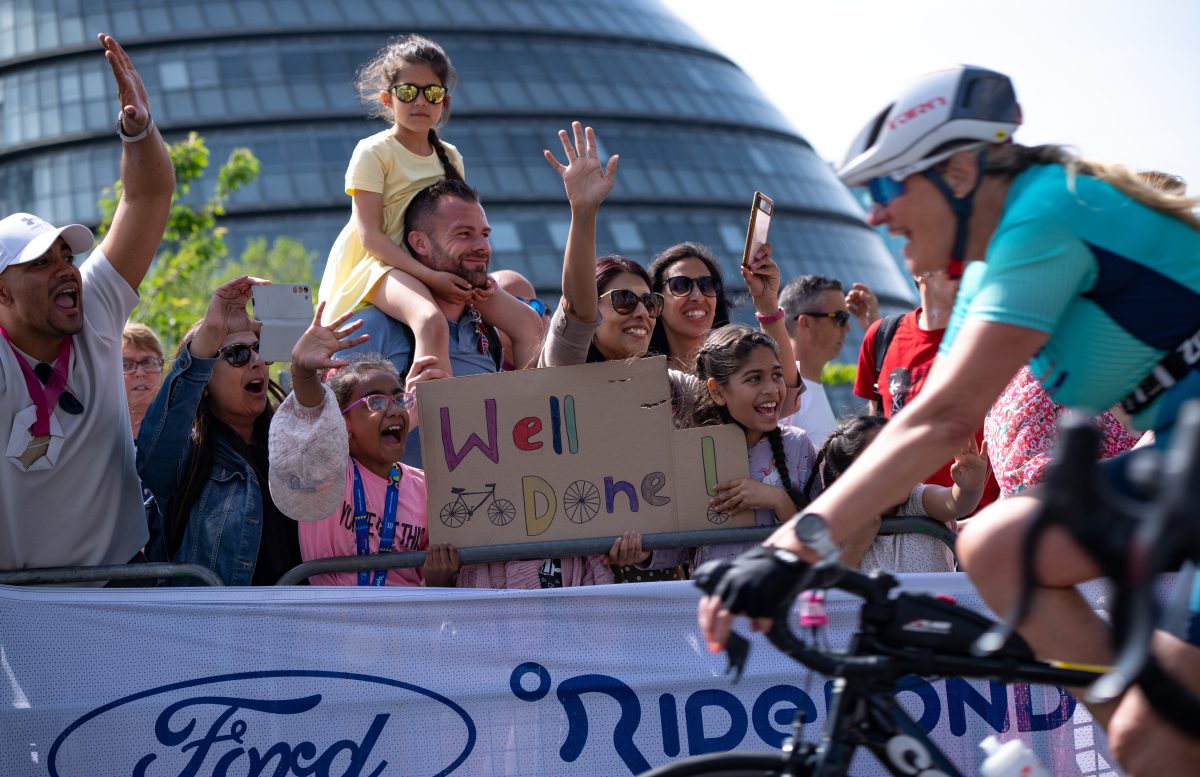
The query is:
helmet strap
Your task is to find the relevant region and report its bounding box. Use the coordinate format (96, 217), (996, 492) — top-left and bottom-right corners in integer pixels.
(921, 151), (986, 280)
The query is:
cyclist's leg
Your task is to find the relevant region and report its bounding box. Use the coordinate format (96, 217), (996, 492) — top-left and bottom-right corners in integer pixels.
(958, 493), (1119, 723)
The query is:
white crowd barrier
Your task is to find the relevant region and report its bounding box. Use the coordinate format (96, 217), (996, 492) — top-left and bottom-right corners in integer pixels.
(0, 574), (1127, 776)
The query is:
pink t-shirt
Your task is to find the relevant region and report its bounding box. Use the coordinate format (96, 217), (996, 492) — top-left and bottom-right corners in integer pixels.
(298, 460), (429, 586)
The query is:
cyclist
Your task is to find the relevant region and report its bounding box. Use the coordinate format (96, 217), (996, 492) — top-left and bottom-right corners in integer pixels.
(696, 65), (1200, 775)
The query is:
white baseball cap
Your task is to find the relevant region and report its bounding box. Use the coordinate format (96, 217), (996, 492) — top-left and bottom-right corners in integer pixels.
(0, 212), (94, 274)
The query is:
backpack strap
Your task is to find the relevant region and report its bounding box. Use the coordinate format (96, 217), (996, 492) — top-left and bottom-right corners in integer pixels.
(872, 314), (903, 416)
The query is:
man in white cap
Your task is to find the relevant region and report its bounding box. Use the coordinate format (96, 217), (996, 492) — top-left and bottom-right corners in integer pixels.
(0, 35), (174, 574)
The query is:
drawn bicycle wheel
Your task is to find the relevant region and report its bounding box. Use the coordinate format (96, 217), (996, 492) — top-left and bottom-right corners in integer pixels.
(440, 501), (469, 528)
(488, 499), (516, 526)
(706, 504), (730, 525)
(563, 480), (600, 524)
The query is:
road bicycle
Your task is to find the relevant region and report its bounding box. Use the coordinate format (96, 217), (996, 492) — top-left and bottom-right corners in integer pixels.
(642, 406), (1200, 776)
(439, 483), (516, 528)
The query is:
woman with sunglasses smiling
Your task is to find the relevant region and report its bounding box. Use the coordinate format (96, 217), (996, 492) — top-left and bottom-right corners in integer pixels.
(138, 277), (299, 586)
(268, 305), (459, 587)
(695, 65), (1200, 776)
(647, 242), (734, 373)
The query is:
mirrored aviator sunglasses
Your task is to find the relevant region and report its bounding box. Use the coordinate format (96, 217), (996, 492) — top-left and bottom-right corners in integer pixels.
(600, 289), (664, 318)
(867, 176), (906, 207)
(391, 83), (447, 104)
(215, 341), (260, 367)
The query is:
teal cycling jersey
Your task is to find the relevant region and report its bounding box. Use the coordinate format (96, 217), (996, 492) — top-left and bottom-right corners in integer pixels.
(942, 164), (1200, 431)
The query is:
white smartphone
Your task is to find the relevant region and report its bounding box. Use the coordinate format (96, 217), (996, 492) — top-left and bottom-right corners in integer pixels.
(251, 284), (313, 363)
(741, 191), (774, 266)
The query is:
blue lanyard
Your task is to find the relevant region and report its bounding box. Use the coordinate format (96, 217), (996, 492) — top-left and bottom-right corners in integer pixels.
(352, 463), (402, 587)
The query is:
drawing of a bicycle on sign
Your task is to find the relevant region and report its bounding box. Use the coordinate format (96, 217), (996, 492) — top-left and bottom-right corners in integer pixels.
(439, 483), (517, 528)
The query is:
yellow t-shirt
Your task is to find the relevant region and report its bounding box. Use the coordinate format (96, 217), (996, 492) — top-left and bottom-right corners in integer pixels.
(318, 129), (465, 323)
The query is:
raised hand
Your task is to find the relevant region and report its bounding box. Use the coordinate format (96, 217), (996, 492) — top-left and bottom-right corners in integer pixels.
(543, 121), (619, 214)
(290, 302), (368, 380)
(950, 436), (988, 491)
(845, 282), (880, 331)
(741, 243), (780, 306)
(99, 34), (151, 136)
(189, 276), (269, 358)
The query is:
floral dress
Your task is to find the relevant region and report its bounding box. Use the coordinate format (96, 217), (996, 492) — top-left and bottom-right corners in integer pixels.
(984, 366), (1140, 498)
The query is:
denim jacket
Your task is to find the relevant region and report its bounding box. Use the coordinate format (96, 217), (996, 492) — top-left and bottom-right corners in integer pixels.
(136, 346), (264, 586)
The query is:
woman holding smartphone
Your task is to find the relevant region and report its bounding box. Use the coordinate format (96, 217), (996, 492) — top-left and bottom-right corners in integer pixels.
(138, 276), (300, 586)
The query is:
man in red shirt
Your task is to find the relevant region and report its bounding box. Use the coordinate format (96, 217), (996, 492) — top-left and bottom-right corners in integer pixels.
(854, 272), (1000, 508)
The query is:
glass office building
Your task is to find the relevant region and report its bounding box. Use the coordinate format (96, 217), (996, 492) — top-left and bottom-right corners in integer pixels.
(0, 0), (915, 321)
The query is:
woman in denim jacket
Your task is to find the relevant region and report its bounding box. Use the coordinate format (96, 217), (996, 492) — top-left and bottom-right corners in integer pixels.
(138, 276), (301, 585)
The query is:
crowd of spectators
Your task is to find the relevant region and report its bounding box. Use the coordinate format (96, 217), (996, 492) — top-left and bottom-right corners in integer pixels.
(0, 35), (1156, 592)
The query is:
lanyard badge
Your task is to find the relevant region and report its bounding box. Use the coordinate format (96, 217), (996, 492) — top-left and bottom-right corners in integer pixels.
(1, 327), (72, 437)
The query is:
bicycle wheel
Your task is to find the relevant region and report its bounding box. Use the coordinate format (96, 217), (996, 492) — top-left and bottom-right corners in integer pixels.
(707, 504), (730, 525)
(440, 501), (469, 528)
(638, 751), (805, 776)
(488, 499), (516, 526)
(563, 479), (601, 524)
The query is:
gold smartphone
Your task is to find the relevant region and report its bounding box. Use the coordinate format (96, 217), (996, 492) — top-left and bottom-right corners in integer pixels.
(741, 191), (774, 266)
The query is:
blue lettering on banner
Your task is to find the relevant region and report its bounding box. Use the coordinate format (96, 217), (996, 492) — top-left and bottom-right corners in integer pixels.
(49, 671), (475, 777)
(510, 663), (1079, 776)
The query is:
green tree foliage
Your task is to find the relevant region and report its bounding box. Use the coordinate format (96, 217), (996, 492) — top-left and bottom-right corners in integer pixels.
(820, 362), (857, 386)
(98, 132), (317, 350)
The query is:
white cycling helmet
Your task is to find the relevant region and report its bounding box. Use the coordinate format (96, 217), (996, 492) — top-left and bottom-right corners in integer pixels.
(838, 65), (1021, 187)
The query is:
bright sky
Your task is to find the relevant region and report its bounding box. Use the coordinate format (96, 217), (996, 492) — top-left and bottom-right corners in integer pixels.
(660, 0), (1200, 192)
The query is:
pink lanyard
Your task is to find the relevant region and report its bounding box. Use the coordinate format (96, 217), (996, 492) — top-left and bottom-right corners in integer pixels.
(1, 327), (72, 437)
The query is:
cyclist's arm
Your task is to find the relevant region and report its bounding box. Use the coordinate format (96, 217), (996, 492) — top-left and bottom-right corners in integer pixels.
(765, 319), (1047, 557)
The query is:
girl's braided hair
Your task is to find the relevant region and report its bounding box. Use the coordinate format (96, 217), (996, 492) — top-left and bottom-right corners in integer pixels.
(691, 324), (807, 511)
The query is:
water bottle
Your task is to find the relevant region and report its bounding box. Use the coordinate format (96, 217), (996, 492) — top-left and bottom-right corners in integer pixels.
(978, 735), (1051, 777)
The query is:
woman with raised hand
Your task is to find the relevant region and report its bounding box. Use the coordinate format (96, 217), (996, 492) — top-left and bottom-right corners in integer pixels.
(138, 277), (299, 586)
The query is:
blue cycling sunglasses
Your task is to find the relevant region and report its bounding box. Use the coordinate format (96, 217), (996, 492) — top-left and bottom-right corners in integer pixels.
(517, 296), (548, 317)
(867, 176), (906, 207)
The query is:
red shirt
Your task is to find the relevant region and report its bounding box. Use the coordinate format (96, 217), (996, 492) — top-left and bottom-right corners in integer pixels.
(855, 310), (1000, 509)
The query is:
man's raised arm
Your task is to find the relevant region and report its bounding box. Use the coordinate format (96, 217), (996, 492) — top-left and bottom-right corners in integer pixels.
(95, 34), (175, 290)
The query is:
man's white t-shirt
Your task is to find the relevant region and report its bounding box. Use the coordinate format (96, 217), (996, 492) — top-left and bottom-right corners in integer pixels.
(0, 250), (147, 570)
(779, 372), (837, 447)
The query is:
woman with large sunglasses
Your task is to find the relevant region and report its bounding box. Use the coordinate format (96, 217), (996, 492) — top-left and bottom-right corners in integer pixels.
(646, 242), (733, 373)
(694, 66), (1200, 776)
(138, 276), (300, 586)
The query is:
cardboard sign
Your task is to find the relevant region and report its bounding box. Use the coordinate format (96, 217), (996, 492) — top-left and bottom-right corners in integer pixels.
(416, 357), (754, 547)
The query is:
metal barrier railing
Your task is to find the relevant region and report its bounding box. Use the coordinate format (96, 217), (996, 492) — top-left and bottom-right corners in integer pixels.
(0, 519), (954, 588)
(275, 517), (957, 585)
(0, 562), (225, 587)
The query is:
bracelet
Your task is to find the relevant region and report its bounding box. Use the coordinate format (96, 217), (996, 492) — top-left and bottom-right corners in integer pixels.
(117, 112), (154, 143)
(755, 307), (786, 325)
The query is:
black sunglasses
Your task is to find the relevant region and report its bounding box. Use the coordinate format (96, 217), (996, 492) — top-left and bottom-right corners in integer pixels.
(390, 83), (447, 104)
(599, 289), (664, 318)
(215, 341), (261, 367)
(800, 310), (850, 328)
(663, 275), (721, 298)
(516, 296), (548, 317)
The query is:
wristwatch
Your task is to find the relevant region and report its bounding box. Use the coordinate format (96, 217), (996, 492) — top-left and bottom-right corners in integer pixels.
(793, 511), (839, 562)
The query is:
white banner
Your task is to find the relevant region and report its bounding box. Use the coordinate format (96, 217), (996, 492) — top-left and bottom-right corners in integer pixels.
(0, 575), (1124, 776)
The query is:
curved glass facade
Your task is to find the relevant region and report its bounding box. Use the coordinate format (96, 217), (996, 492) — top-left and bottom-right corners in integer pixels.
(0, 0), (916, 329)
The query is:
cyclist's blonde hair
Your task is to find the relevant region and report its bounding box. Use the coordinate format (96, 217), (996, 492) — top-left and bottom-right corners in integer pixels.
(982, 144), (1200, 231)
(324, 352), (400, 409)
